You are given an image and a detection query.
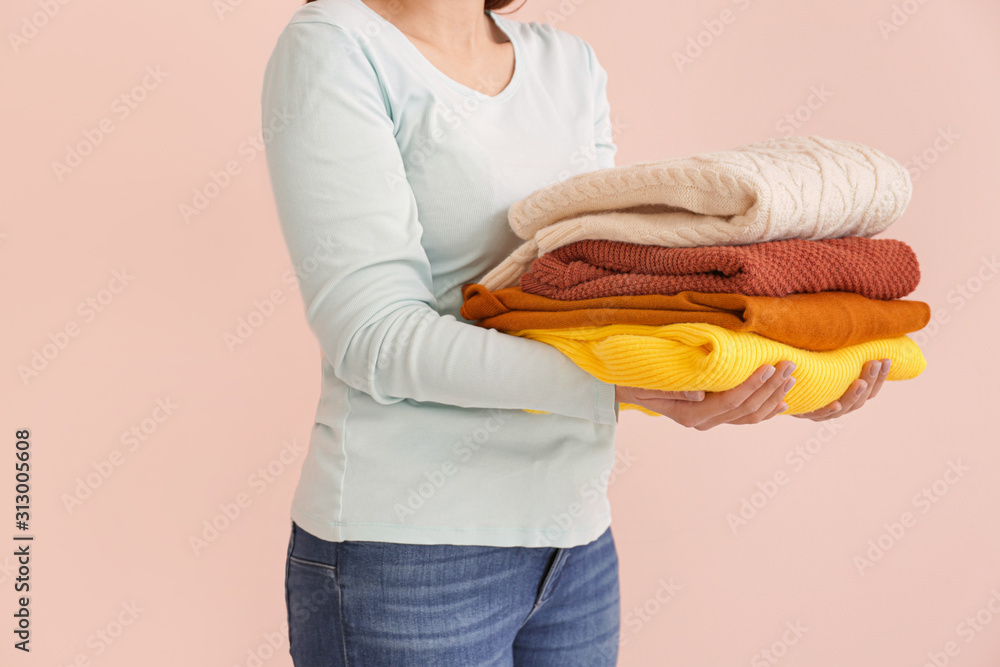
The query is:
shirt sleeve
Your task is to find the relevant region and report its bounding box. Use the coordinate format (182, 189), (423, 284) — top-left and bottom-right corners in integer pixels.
(585, 39), (618, 171)
(261, 20), (617, 424)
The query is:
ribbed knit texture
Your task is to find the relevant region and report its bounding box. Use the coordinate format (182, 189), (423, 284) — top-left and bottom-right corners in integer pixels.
(460, 283), (931, 351)
(508, 323), (926, 415)
(518, 236), (920, 300)
(480, 135), (913, 290)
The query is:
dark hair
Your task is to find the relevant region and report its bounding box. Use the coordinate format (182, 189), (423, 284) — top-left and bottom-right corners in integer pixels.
(304, 0), (522, 12)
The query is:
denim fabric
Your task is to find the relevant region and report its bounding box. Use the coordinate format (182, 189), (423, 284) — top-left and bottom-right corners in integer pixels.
(284, 520), (620, 666)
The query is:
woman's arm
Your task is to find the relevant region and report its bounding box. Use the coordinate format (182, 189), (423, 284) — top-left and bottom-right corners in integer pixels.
(261, 20), (617, 423)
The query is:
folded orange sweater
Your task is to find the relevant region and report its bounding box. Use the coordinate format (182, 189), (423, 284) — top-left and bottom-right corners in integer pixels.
(460, 284), (931, 352)
(519, 236), (920, 300)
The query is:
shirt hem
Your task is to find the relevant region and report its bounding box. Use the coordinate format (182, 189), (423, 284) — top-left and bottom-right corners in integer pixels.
(290, 504), (612, 549)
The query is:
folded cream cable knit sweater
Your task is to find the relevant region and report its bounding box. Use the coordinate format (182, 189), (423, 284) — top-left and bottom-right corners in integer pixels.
(480, 136), (913, 291)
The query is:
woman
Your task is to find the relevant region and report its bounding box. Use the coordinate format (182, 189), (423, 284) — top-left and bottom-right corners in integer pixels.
(260, 0), (891, 664)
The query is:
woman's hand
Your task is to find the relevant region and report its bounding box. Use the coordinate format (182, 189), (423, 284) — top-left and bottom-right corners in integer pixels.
(791, 358), (891, 421)
(615, 361), (798, 431)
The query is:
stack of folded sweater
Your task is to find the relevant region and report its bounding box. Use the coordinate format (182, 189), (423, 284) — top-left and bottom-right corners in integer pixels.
(460, 136), (930, 416)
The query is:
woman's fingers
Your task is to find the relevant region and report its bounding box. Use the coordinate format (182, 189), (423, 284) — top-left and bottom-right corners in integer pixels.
(631, 356), (891, 428)
(791, 401), (841, 420)
(793, 359), (889, 421)
(865, 358), (891, 401)
(751, 397), (791, 423)
(841, 360), (883, 415)
(767, 399), (790, 419)
(692, 361), (796, 430)
(832, 361), (878, 416)
(723, 371), (796, 426)
(823, 378), (867, 417)
(658, 363), (776, 428)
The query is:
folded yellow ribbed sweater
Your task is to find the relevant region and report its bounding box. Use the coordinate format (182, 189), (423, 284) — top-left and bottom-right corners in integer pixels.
(508, 323), (926, 416)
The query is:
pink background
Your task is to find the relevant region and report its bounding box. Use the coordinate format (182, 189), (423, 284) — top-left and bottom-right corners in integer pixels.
(3, 0), (999, 664)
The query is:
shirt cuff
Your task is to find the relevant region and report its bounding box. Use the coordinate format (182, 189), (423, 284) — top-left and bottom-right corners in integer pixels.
(594, 377), (618, 424)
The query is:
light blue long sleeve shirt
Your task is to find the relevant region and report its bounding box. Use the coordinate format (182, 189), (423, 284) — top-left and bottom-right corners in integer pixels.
(261, 0), (620, 548)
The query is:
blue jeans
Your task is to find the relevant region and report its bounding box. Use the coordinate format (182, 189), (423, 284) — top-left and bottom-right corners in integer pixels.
(284, 520), (620, 666)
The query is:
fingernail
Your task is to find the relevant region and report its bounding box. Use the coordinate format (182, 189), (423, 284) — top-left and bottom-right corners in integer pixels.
(782, 363), (796, 379)
(777, 402), (788, 413)
(761, 365), (776, 381)
(783, 377), (796, 392)
(683, 391), (703, 400)
(881, 359), (891, 374)
(869, 361), (881, 377)
(855, 381), (868, 396)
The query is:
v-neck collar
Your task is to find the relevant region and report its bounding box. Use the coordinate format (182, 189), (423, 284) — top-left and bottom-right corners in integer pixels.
(347, 0), (524, 103)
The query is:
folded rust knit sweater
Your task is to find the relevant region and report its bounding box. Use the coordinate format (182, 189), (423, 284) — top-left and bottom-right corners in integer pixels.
(460, 283), (931, 352)
(518, 236), (920, 301)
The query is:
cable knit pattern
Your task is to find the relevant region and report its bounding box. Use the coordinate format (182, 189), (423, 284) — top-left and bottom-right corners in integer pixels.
(518, 237), (920, 300)
(507, 323), (926, 415)
(480, 135), (912, 291)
